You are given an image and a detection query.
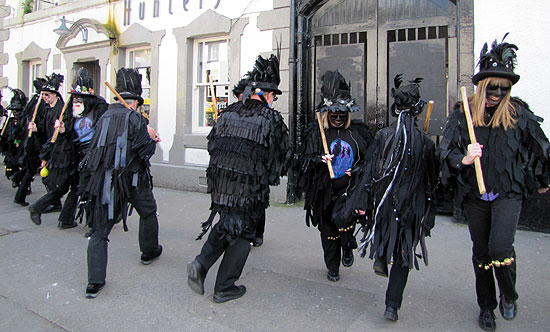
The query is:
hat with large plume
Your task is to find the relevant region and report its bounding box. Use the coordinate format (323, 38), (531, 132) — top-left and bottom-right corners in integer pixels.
(69, 68), (95, 96)
(390, 74), (425, 117)
(472, 33), (520, 85)
(115, 68), (144, 106)
(7, 88), (27, 111)
(40, 73), (64, 93)
(317, 70), (360, 113)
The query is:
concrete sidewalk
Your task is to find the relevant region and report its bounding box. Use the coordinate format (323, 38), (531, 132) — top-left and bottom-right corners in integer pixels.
(0, 176), (549, 332)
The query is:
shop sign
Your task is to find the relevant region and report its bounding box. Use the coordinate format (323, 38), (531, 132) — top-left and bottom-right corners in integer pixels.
(124, 0), (222, 26)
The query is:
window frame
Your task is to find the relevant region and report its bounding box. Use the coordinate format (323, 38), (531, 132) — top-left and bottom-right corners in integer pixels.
(191, 36), (230, 134)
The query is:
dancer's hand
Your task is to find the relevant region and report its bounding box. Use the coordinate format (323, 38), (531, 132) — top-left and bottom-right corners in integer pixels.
(462, 143), (483, 165)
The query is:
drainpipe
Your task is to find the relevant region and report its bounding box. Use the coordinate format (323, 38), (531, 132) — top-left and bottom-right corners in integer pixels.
(287, 0), (298, 204)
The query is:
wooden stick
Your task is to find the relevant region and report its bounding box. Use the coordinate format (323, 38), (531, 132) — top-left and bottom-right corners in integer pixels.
(316, 111), (335, 179)
(28, 94), (43, 138)
(1, 110), (11, 136)
(208, 74), (219, 121)
(460, 86), (486, 195)
(105, 81), (131, 110)
(422, 100), (434, 133)
(50, 95), (72, 143)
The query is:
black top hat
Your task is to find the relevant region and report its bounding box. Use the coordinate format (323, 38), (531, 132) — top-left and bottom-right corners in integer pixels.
(390, 74), (425, 117)
(317, 70), (360, 113)
(115, 68), (144, 106)
(33, 77), (46, 92)
(7, 88), (27, 111)
(69, 68), (95, 96)
(472, 33), (520, 86)
(246, 54), (282, 95)
(40, 73), (64, 93)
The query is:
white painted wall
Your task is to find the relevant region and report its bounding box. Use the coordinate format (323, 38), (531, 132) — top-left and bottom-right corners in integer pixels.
(474, 0), (550, 135)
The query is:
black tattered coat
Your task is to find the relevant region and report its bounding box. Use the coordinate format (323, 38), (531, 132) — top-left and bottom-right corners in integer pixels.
(438, 97), (550, 205)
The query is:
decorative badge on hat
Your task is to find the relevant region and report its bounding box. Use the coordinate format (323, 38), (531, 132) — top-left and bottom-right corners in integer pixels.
(472, 32), (520, 86)
(318, 70), (360, 114)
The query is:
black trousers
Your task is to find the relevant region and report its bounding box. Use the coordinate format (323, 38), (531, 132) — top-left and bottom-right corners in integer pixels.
(385, 263), (410, 308)
(319, 194), (356, 273)
(195, 220), (252, 293)
(31, 180), (69, 213)
(14, 169), (34, 203)
(255, 210), (265, 238)
(58, 174), (79, 226)
(87, 186), (160, 284)
(463, 197), (521, 310)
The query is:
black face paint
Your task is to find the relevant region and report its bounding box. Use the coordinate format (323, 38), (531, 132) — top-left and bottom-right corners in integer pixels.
(486, 84), (510, 107)
(328, 112), (347, 128)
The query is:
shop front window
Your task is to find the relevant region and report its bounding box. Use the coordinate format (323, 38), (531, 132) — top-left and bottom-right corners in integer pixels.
(127, 47), (151, 116)
(193, 37), (229, 133)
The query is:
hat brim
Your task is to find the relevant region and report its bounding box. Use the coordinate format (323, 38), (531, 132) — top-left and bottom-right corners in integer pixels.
(472, 71), (520, 85)
(115, 92), (144, 107)
(69, 91), (95, 97)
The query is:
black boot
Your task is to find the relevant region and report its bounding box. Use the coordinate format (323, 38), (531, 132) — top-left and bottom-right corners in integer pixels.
(384, 306), (398, 321)
(187, 260), (207, 295)
(478, 309), (496, 331)
(499, 295), (517, 320)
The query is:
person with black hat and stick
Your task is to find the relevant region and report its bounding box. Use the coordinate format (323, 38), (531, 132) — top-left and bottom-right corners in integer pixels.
(44, 68), (109, 230)
(27, 73), (67, 224)
(0, 88), (27, 180)
(296, 70), (373, 283)
(187, 53), (290, 303)
(347, 74), (438, 321)
(79, 68), (162, 298)
(14, 74), (64, 207)
(438, 34), (550, 332)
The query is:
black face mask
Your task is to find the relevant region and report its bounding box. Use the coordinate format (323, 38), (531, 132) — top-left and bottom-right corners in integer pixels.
(328, 112), (347, 128)
(485, 84), (510, 107)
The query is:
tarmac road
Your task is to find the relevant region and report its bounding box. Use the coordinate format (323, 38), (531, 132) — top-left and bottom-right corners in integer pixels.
(1, 176), (549, 332)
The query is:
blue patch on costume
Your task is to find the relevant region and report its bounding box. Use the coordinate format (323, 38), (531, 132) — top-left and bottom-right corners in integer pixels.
(74, 117), (94, 143)
(330, 139), (354, 179)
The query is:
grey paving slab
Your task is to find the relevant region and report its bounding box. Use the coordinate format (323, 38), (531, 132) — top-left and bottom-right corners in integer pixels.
(0, 176), (549, 332)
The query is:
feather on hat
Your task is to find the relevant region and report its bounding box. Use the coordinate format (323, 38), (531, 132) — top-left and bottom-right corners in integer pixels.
(472, 33), (520, 85)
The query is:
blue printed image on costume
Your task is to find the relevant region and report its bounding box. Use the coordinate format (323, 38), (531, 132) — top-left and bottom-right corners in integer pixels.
(330, 138), (354, 179)
(74, 117), (94, 143)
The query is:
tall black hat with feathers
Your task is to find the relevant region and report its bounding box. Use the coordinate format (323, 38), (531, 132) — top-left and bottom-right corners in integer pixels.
(472, 33), (520, 85)
(33, 77), (46, 93)
(69, 68), (95, 96)
(241, 54), (282, 103)
(115, 68), (144, 106)
(40, 73), (64, 93)
(7, 88), (27, 111)
(390, 74), (425, 117)
(317, 70), (360, 113)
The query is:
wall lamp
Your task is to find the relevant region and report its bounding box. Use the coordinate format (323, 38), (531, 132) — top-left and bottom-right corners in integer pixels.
(54, 16), (88, 43)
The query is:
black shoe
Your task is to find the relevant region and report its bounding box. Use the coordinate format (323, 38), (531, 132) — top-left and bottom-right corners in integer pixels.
(213, 285), (246, 303)
(28, 205), (41, 225)
(140, 245), (163, 265)
(85, 282), (106, 298)
(327, 270), (340, 282)
(14, 199), (29, 207)
(58, 221), (78, 229)
(11, 180), (19, 188)
(187, 260), (206, 295)
(342, 249), (354, 267)
(478, 309), (496, 332)
(43, 204), (62, 213)
(373, 258), (388, 277)
(499, 296), (517, 320)
(384, 306), (398, 321)
(253, 237), (264, 247)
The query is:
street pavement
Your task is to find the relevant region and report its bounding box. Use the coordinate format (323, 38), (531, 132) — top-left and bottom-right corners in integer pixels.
(1, 176), (549, 332)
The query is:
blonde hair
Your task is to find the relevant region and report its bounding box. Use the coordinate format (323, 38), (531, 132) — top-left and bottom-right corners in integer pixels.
(469, 77), (517, 129)
(322, 111), (351, 129)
